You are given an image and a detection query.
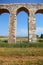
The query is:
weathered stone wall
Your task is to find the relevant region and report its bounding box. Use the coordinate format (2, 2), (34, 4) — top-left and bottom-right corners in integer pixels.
(0, 4), (43, 43)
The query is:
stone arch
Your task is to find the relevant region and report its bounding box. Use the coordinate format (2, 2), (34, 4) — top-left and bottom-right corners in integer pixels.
(0, 8), (10, 42)
(16, 7), (29, 15)
(35, 9), (43, 38)
(16, 7), (29, 42)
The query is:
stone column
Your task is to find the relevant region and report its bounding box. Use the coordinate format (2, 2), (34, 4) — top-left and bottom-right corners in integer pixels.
(28, 10), (36, 42)
(13, 13), (16, 43)
(8, 12), (16, 43)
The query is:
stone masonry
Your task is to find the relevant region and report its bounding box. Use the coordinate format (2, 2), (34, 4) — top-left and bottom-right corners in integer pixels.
(0, 3), (43, 43)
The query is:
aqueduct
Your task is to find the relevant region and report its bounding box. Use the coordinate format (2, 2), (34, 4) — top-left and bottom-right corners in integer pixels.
(0, 3), (43, 43)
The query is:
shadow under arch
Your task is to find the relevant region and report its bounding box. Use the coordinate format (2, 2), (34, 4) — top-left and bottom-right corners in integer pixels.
(16, 7), (29, 15)
(0, 9), (10, 14)
(35, 9), (43, 14)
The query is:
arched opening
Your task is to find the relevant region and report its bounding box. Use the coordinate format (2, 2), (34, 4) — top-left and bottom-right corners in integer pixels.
(16, 7), (29, 42)
(35, 9), (43, 42)
(0, 9), (10, 42)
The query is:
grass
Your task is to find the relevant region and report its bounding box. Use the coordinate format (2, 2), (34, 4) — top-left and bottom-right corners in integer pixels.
(0, 41), (43, 65)
(0, 37), (43, 65)
(0, 48), (43, 65)
(0, 48), (43, 56)
(0, 41), (43, 48)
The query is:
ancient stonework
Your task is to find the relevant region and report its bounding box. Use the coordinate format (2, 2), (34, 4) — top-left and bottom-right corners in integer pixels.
(0, 3), (43, 43)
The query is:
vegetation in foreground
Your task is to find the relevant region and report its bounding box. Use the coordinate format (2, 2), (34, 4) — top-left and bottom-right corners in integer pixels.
(0, 48), (43, 65)
(0, 42), (43, 65)
(0, 37), (43, 65)
(0, 41), (43, 48)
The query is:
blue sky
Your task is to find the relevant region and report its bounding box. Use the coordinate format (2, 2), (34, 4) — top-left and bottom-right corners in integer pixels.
(0, 0), (43, 37)
(0, 0), (43, 3)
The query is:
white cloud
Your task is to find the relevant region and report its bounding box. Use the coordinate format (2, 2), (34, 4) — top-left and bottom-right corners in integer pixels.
(36, 27), (43, 33)
(16, 27), (43, 36)
(36, 27), (43, 36)
(16, 28), (28, 36)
